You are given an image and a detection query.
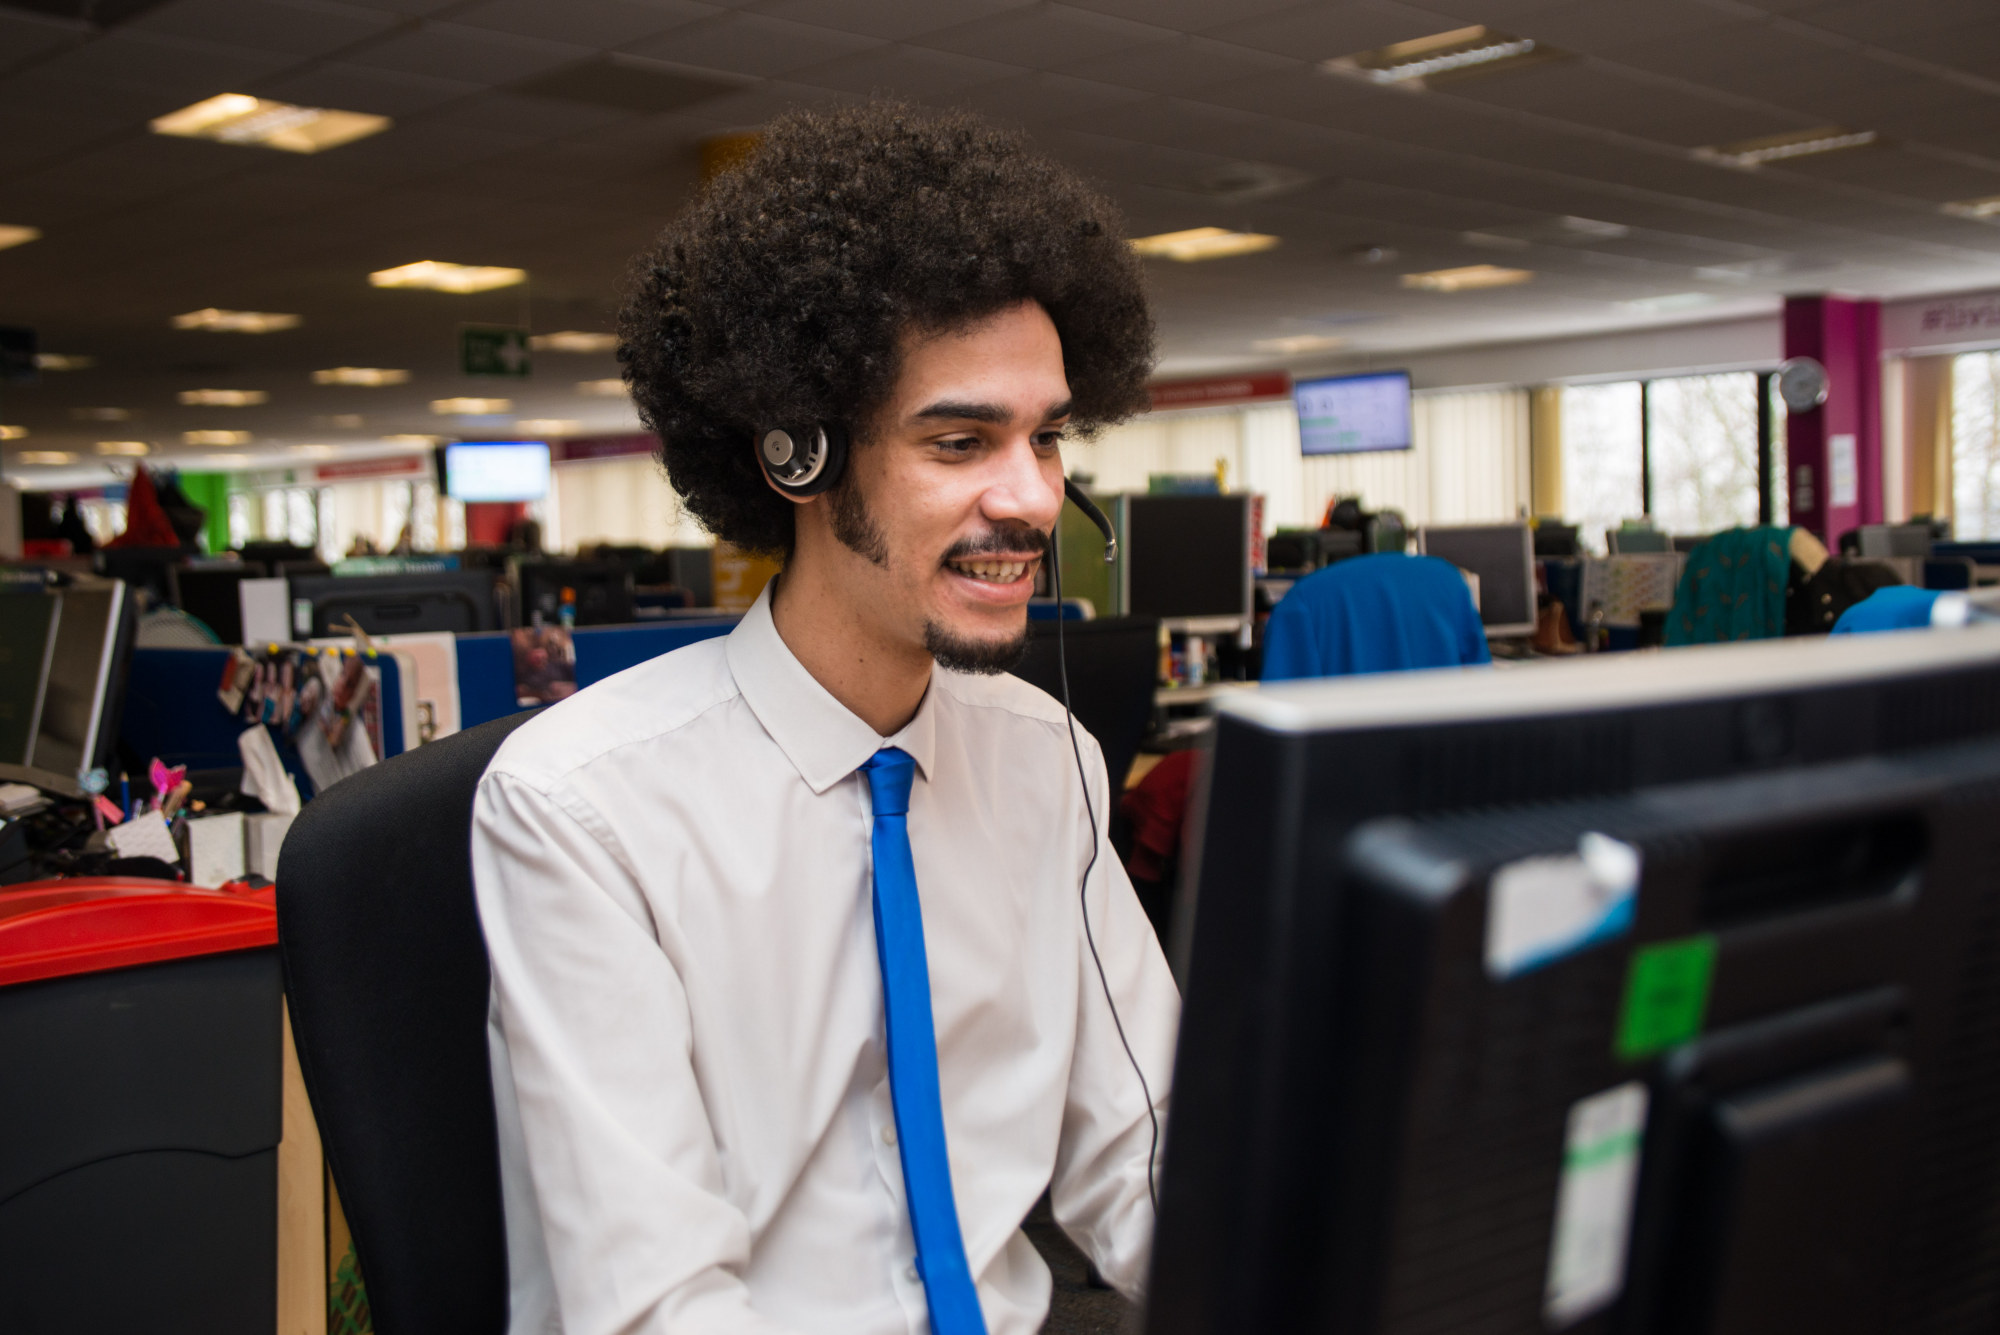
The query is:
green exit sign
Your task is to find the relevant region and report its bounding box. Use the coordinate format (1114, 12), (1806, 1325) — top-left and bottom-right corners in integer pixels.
(461, 324), (530, 378)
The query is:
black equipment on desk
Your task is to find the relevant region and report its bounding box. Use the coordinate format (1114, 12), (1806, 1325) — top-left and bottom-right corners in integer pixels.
(1266, 528), (1363, 574)
(1147, 628), (2000, 1335)
(1123, 494), (1254, 621)
(169, 561), (264, 645)
(515, 559), (636, 627)
(1418, 521), (1538, 637)
(289, 570), (503, 637)
(1009, 615), (1160, 800)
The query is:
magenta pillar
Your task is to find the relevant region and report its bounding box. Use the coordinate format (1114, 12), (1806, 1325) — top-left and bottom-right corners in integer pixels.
(1783, 295), (1882, 543)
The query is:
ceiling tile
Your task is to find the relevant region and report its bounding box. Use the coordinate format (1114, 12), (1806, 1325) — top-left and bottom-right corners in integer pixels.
(746, 0), (1029, 42)
(949, 70), (1151, 128)
(1050, 35), (1298, 95)
(1062, 0), (1299, 33)
(453, 0), (717, 48)
(1441, 61), (1814, 149)
(910, 5), (1173, 66)
(0, 8), (85, 63)
(124, 0), (403, 58)
(342, 21), (592, 84)
(258, 61), (480, 115)
(1201, 3), (1461, 61)
(624, 10), (881, 76)
(796, 44), (1024, 98)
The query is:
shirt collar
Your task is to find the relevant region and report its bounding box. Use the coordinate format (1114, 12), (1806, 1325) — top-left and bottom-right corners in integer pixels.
(727, 580), (938, 795)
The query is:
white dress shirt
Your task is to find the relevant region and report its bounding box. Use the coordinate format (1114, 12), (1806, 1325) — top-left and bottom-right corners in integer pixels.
(473, 584), (1179, 1335)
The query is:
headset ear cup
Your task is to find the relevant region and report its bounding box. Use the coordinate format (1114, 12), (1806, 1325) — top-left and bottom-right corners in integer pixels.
(759, 423), (848, 498)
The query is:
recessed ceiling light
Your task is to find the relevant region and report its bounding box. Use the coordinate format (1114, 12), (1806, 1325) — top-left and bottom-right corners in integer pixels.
(0, 425), (26, 440)
(0, 225), (41, 251)
(1623, 292), (1717, 314)
(184, 429), (252, 446)
(1254, 334), (1347, 355)
(312, 366), (410, 386)
(432, 398), (512, 415)
(95, 440), (151, 457)
(1694, 127), (1877, 169)
(1129, 228), (1280, 262)
(515, 418), (580, 436)
(18, 451), (75, 465)
(1462, 230), (1531, 251)
(72, 406), (130, 421)
(576, 378), (629, 397)
(291, 444), (340, 458)
(315, 414), (366, 429)
(173, 308), (301, 333)
(1323, 26), (1558, 90)
(1401, 264), (1534, 292)
(200, 454), (253, 466)
(34, 353), (93, 371)
(1562, 216), (1630, 239)
(382, 433), (444, 447)
(371, 261), (526, 294)
(1944, 195), (2000, 220)
(178, 388), (267, 406)
(531, 331), (618, 353)
(151, 93), (390, 154)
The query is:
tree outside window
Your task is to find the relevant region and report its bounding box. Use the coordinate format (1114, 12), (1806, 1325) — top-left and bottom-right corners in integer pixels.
(1648, 372), (1760, 538)
(1561, 382), (1643, 553)
(1954, 350), (2000, 540)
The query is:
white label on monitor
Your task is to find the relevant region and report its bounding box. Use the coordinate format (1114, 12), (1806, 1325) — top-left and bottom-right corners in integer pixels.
(1486, 832), (1638, 979)
(1544, 1081), (1648, 1328)
(1829, 434), (1858, 508)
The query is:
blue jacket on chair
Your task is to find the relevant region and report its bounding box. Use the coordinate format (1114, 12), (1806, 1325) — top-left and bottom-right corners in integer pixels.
(1262, 552), (1492, 681)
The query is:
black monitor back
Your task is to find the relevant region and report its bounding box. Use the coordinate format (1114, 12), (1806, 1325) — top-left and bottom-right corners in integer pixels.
(1009, 615), (1160, 796)
(169, 564), (262, 645)
(1147, 630), (2000, 1335)
(1125, 495), (1252, 620)
(290, 571), (501, 637)
(516, 560), (635, 627)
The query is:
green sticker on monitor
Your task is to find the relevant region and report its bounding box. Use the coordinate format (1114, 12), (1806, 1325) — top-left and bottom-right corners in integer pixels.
(1614, 934), (1716, 1061)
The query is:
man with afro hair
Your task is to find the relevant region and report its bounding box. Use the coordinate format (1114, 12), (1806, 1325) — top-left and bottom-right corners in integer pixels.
(472, 100), (1179, 1335)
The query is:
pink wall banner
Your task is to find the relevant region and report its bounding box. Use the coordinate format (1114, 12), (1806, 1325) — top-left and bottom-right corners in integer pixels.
(552, 434), (658, 463)
(315, 455), (429, 482)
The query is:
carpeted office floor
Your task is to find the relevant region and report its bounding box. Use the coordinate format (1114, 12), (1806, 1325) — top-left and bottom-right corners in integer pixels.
(1023, 1195), (1139, 1334)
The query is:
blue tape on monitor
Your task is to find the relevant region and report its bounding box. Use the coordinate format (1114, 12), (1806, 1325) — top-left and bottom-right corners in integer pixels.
(1485, 832), (1639, 979)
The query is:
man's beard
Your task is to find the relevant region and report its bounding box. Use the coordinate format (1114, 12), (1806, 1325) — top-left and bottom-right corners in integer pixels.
(923, 618), (1030, 675)
(828, 470), (1046, 675)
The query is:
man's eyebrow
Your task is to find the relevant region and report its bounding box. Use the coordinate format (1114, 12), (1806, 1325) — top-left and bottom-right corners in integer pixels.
(909, 398), (1075, 425)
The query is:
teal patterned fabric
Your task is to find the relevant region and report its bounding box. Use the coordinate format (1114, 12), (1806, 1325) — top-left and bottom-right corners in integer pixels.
(1665, 526), (1794, 646)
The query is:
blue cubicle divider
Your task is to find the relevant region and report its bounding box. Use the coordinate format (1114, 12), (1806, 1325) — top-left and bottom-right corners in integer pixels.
(454, 617), (738, 730)
(122, 647), (409, 799)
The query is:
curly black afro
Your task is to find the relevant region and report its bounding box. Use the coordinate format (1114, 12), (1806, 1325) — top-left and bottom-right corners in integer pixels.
(618, 100), (1157, 555)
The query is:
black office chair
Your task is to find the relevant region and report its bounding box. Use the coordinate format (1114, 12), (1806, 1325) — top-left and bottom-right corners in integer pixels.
(276, 710), (538, 1335)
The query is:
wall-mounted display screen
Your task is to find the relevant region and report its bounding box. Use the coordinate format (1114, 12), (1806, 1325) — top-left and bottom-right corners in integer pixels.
(1295, 371), (1412, 456)
(444, 440), (551, 502)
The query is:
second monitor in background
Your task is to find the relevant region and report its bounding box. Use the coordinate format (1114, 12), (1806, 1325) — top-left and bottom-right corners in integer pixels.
(515, 560), (636, 628)
(1123, 493), (1256, 624)
(1418, 521), (1537, 637)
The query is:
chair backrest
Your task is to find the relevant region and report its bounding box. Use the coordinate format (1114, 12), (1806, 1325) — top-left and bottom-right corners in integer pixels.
(276, 710), (538, 1335)
(1260, 552), (1491, 682)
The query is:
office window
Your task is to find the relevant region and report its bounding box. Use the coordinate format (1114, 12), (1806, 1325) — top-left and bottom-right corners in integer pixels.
(1766, 374), (1789, 527)
(1647, 372), (1761, 538)
(262, 488), (286, 543)
(411, 480), (440, 552)
(227, 492), (253, 549)
(1954, 349), (2000, 540)
(285, 486), (317, 550)
(1561, 382), (1643, 553)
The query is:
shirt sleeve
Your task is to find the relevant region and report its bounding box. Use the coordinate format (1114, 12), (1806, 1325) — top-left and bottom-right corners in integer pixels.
(1047, 731), (1182, 1300)
(473, 768), (803, 1335)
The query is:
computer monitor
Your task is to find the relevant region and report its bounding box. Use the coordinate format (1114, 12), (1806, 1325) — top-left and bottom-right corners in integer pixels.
(288, 571), (502, 638)
(515, 560), (636, 627)
(1148, 628), (2000, 1335)
(169, 563), (263, 645)
(0, 591), (60, 765)
(1417, 522), (1536, 636)
(1265, 528), (1363, 575)
(1858, 524), (1933, 559)
(1609, 526), (1672, 555)
(1295, 371), (1412, 456)
(1123, 494), (1253, 622)
(443, 440), (551, 502)
(0, 579), (136, 794)
(1008, 615), (1161, 797)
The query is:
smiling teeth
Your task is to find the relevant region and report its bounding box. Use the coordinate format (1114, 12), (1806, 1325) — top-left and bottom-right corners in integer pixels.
(952, 559), (1029, 583)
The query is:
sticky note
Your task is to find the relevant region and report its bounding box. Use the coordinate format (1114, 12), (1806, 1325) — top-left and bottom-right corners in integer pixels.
(1615, 934), (1717, 1061)
(1486, 832), (1640, 979)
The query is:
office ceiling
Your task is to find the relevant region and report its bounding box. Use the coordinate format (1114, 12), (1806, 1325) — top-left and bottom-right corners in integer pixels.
(6, 0), (2000, 482)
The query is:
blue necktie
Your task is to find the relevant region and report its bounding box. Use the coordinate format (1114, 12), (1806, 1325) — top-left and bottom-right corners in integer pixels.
(861, 747), (987, 1335)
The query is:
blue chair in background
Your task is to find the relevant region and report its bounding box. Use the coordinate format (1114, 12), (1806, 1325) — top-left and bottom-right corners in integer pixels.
(1262, 552), (1491, 681)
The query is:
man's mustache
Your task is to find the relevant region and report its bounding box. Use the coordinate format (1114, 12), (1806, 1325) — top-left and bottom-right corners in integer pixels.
(940, 524), (1051, 563)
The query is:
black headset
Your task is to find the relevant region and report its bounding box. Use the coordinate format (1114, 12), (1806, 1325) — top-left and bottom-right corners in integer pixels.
(759, 424), (1158, 1209)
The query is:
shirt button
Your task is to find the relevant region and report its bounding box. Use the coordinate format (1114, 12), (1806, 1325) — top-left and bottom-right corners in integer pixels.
(906, 1262), (921, 1283)
(881, 1124), (898, 1147)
